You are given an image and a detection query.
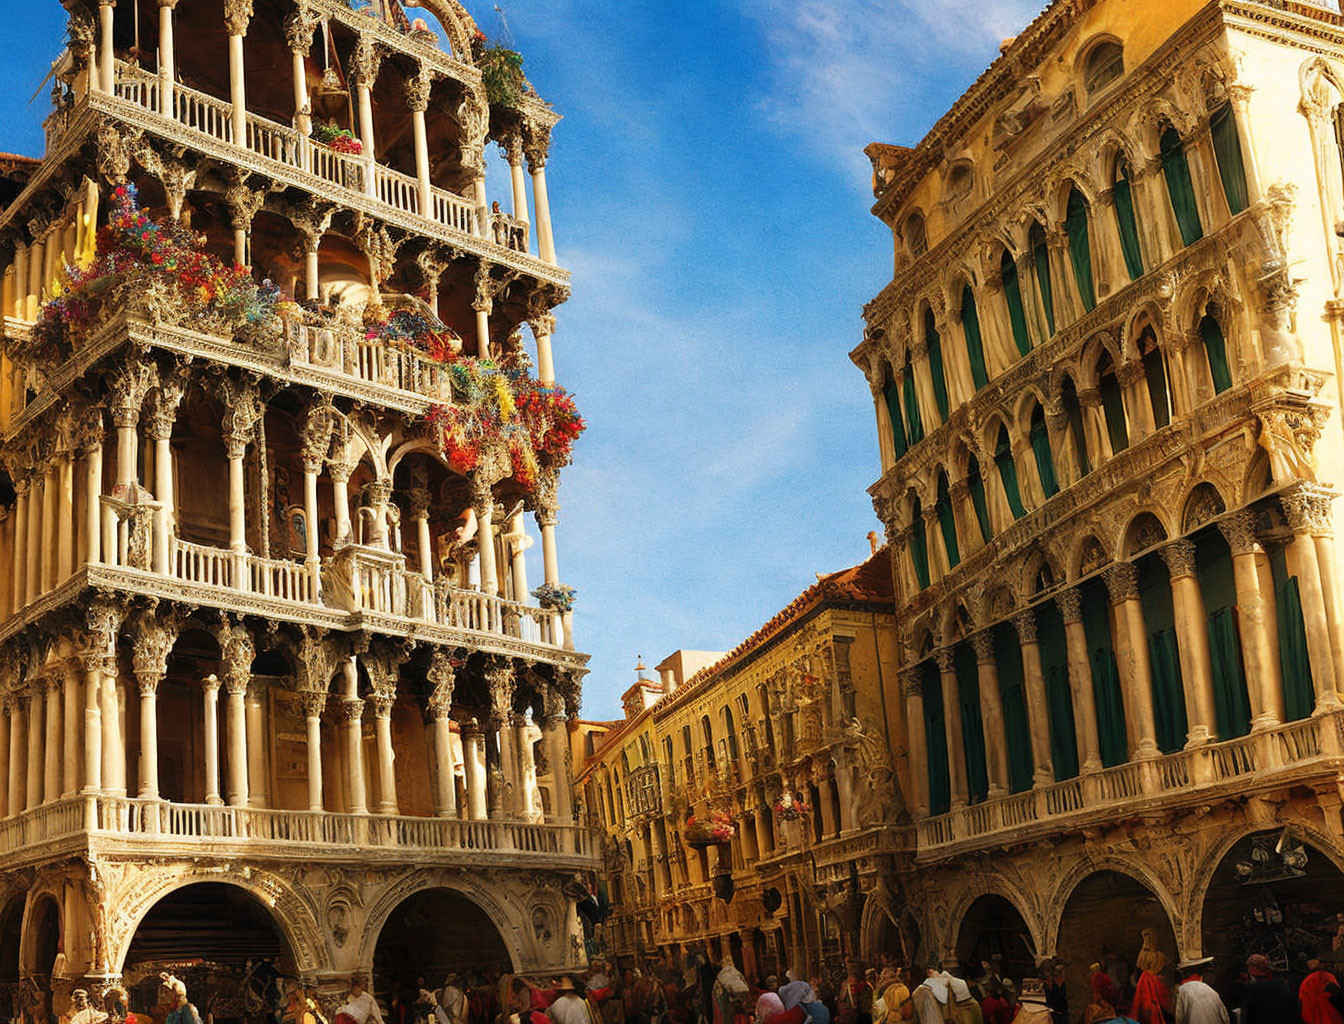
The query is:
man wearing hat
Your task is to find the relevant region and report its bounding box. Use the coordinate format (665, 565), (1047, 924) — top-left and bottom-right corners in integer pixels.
(1009, 980), (1052, 1024)
(546, 978), (589, 1024)
(1240, 954), (1295, 1024)
(1173, 957), (1226, 1024)
(1299, 953), (1344, 1024)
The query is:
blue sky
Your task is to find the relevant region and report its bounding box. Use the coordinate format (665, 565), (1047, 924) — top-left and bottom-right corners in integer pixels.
(0, 0), (1042, 719)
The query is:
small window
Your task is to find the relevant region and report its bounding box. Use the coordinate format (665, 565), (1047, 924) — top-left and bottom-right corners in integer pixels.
(905, 213), (927, 258)
(1084, 42), (1124, 97)
(946, 163), (973, 202)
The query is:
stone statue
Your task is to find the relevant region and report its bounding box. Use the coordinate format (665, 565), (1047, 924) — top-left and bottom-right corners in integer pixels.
(159, 975), (202, 1024)
(68, 990), (108, 1024)
(845, 717), (902, 828)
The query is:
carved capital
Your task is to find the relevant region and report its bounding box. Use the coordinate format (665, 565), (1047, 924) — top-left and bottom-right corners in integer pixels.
(933, 648), (954, 674)
(351, 35), (382, 87)
(368, 691), (395, 718)
(1013, 610), (1037, 644)
(106, 361), (156, 429)
(212, 618), (255, 695)
(335, 697), (364, 725)
(523, 121), (551, 173)
(406, 70), (434, 113)
(283, 6), (319, 56)
(1282, 484), (1336, 534)
(131, 607), (181, 694)
(219, 380), (263, 459)
(1101, 562), (1139, 603)
(426, 649), (457, 719)
(1218, 510), (1260, 555)
(145, 379), (184, 442)
(1160, 538), (1198, 579)
(297, 688), (327, 719)
(300, 402), (334, 474)
(1056, 587), (1082, 623)
(223, 0), (252, 36)
(291, 200), (334, 254)
(970, 632), (994, 664)
(900, 668), (923, 700)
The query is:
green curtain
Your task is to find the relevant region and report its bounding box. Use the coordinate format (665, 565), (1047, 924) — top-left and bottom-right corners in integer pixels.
(955, 644), (989, 804)
(1142, 350), (1171, 429)
(993, 623), (1034, 794)
(1062, 380), (1091, 477)
(1210, 104), (1249, 216)
(1099, 363), (1129, 453)
(1081, 579), (1128, 767)
(921, 662), (951, 815)
(910, 502), (930, 591)
(1139, 555), (1187, 754)
(902, 357), (924, 443)
(1112, 167), (1144, 281)
(1001, 250), (1031, 356)
(1029, 409), (1059, 498)
(1064, 189), (1097, 312)
(961, 286), (989, 391)
(926, 311), (949, 420)
(1161, 127), (1204, 246)
(1197, 531), (1252, 739)
(1037, 602), (1079, 780)
(967, 458), (993, 544)
(1030, 223), (1055, 336)
(1199, 315), (1233, 394)
(1275, 573), (1314, 722)
(883, 378), (907, 457)
(994, 429), (1027, 519)
(936, 474), (960, 568)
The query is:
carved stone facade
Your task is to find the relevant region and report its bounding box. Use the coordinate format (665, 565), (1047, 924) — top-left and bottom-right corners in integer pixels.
(0, 0), (592, 1015)
(854, 0), (1344, 1008)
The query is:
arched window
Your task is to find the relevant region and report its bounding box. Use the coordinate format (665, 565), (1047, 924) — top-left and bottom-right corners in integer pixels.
(1035, 601), (1079, 780)
(1199, 313), (1233, 394)
(1209, 103), (1249, 216)
(1000, 249), (1031, 356)
(1028, 222), (1056, 337)
(1064, 188), (1097, 312)
(1097, 349), (1129, 453)
(1060, 375), (1091, 476)
(946, 163), (974, 202)
(920, 661), (951, 815)
(1084, 41), (1124, 97)
(1196, 529), (1252, 739)
(925, 308), (949, 420)
(1138, 328), (1172, 428)
(1270, 545), (1314, 722)
(1160, 125), (1204, 246)
(1138, 550), (1187, 754)
(910, 496), (931, 590)
(883, 365), (907, 458)
(961, 285), (989, 390)
(935, 471), (960, 569)
(992, 622), (1034, 793)
(1029, 405), (1060, 498)
(905, 212), (927, 258)
(1112, 158), (1144, 281)
(701, 714), (715, 765)
(902, 352), (924, 443)
(1080, 576), (1128, 767)
(966, 455), (993, 543)
(994, 425), (1027, 519)
(955, 643), (990, 804)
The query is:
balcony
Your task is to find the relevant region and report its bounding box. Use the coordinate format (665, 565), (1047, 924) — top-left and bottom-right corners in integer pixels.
(0, 793), (597, 867)
(915, 713), (1344, 859)
(33, 64), (563, 285)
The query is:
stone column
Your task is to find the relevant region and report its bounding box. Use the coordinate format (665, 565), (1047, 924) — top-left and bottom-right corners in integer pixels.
(245, 681), (269, 807)
(1161, 539), (1217, 744)
(1103, 563), (1160, 760)
(43, 676), (62, 805)
(295, 689), (324, 812)
(56, 447), (75, 582)
(352, 38), (381, 193)
(1227, 84), (1263, 204)
(370, 687), (398, 815)
(224, 675), (249, 807)
(514, 714), (538, 820)
(971, 633), (1010, 798)
(11, 477), (28, 611)
(1282, 486), (1342, 710)
(27, 472), (43, 605)
(503, 132), (530, 243)
(25, 686), (43, 811)
(100, 664), (126, 798)
(158, 0), (178, 117)
(1058, 589), (1102, 773)
(202, 674), (222, 805)
(405, 488), (434, 582)
(38, 461), (56, 593)
(484, 662), (517, 818)
(1217, 514), (1285, 728)
(461, 721), (487, 820)
(1119, 361), (1155, 441)
(337, 694), (368, 814)
(524, 127), (556, 264)
(328, 458), (354, 546)
(936, 649), (968, 809)
(80, 419), (104, 566)
(221, 385), (260, 560)
(472, 481), (499, 597)
(1013, 612), (1054, 786)
(0, 699), (9, 818)
(147, 384), (180, 575)
(284, 9), (315, 164)
(300, 443), (325, 591)
(62, 660), (80, 797)
(900, 669), (930, 817)
(543, 683), (573, 823)
(472, 266), (494, 359)
(11, 243), (28, 319)
(7, 695), (24, 814)
(98, 0), (115, 95)
(427, 652), (457, 818)
(407, 71), (433, 217)
(1078, 387), (1111, 464)
(225, 0), (251, 145)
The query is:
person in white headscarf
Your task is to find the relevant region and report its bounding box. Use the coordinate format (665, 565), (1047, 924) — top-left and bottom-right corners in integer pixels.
(944, 978), (982, 1024)
(909, 969), (947, 1024)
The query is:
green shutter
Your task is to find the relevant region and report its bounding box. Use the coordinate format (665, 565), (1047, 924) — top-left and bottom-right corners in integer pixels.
(1143, 351), (1171, 429)
(926, 311), (949, 420)
(1210, 104), (1249, 216)
(1272, 561), (1314, 722)
(1062, 381), (1091, 478)
(1138, 555), (1187, 755)
(1065, 189), (1097, 312)
(1161, 127), (1204, 246)
(1199, 315), (1233, 394)
(993, 623), (1034, 794)
(1112, 169), (1144, 281)
(921, 661), (951, 815)
(1036, 602), (1079, 780)
(936, 474), (960, 569)
(962, 286), (989, 391)
(902, 358), (924, 443)
(1196, 530), (1252, 739)
(883, 378), (907, 457)
(1081, 579), (1128, 767)
(1029, 410), (1059, 498)
(995, 430), (1027, 519)
(955, 643), (989, 804)
(1099, 365), (1129, 453)
(967, 459), (993, 544)
(1001, 251), (1031, 356)
(910, 502), (930, 591)
(1030, 224), (1055, 336)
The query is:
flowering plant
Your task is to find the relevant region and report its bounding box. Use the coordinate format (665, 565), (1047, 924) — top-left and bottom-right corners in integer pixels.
(476, 43), (526, 108)
(30, 183), (279, 360)
(684, 809), (736, 848)
(532, 582), (576, 612)
(311, 123), (362, 155)
(773, 791), (810, 822)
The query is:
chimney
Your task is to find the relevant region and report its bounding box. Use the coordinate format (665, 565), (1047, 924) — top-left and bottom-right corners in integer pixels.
(867, 530), (879, 556)
(660, 668), (677, 693)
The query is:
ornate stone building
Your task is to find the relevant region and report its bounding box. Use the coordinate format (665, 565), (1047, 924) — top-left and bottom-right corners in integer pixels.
(0, 0), (595, 1019)
(577, 550), (908, 977)
(853, 0), (1344, 1007)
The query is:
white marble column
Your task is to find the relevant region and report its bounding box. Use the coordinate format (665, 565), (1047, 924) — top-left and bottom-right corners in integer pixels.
(11, 243), (28, 319)
(1161, 539), (1217, 744)
(937, 650), (969, 809)
(100, 667), (125, 797)
(98, 0), (115, 95)
(370, 689), (398, 815)
(225, 0), (251, 145)
(407, 72), (433, 217)
(43, 677), (62, 804)
(25, 686), (43, 810)
(0, 700), (9, 818)
(971, 633), (1010, 798)
(224, 675), (250, 808)
(158, 0), (178, 118)
(475, 489), (499, 596)
(525, 136), (556, 264)
(40, 461), (57, 591)
(26, 472), (43, 605)
(202, 674), (222, 805)
(1283, 487), (1342, 710)
(504, 134), (530, 246)
(245, 681), (268, 807)
(1103, 563), (1160, 760)
(11, 478), (28, 612)
(148, 386), (180, 575)
(542, 683), (573, 823)
(8, 695), (26, 815)
(462, 723), (487, 820)
(135, 674), (160, 800)
(427, 653), (457, 818)
(284, 10), (314, 167)
(57, 450), (75, 581)
(296, 689), (324, 812)
(1013, 612), (1055, 786)
(82, 430), (104, 566)
(530, 312), (556, 386)
(341, 694), (368, 815)
(900, 670), (929, 817)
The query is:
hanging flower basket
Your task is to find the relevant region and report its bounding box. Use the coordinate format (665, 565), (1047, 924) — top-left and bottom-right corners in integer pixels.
(684, 810), (735, 849)
(311, 123), (363, 155)
(773, 791), (810, 822)
(533, 582), (576, 612)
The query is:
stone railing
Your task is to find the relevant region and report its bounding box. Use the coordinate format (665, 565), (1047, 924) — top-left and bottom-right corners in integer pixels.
(915, 713), (1341, 857)
(0, 794), (596, 862)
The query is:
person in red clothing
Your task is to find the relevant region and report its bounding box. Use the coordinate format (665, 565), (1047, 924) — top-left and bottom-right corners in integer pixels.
(1129, 933), (1172, 1024)
(1300, 954), (1344, 1024)
(979, 977), (1013, 1024)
